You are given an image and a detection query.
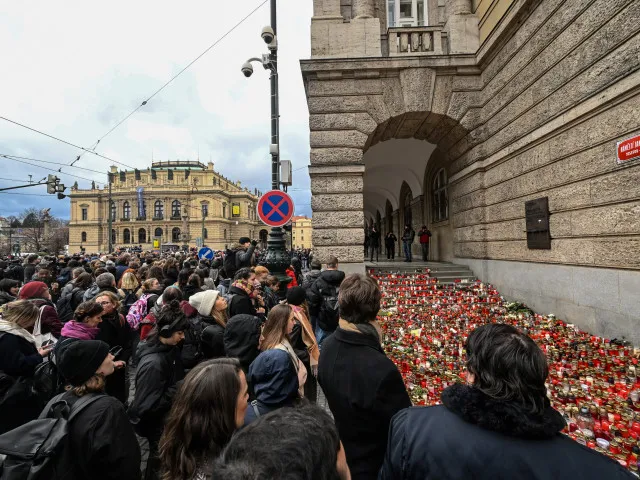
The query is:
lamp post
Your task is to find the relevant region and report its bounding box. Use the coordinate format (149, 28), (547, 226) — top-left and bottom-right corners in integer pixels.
(242, 0), (291, 289)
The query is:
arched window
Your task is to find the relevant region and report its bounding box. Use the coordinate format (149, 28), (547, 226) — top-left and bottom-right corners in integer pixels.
(402, 186), (413, 228)
(138, 228), (147, 244)
(81, 231), (87, 242)
(154, 200), (164, 219)
(172, 227), (181, 242)
(123, 228), (131, 244)
(385, 200), (393, 234)
(222, 203), (227, 218)
(111, 229), (116, 243)
(432, 168), (448, 222)
(172, 200), (181, 218)
(123, 201), (131, 219)
(203, 228), (208, 239)
(110, 201), (116, 221)
(223, 228), (227, 240)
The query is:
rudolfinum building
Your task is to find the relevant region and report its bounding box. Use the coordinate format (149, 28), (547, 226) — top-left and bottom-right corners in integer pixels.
(68, 161), (263, 254)
(302, 0), (640, 342)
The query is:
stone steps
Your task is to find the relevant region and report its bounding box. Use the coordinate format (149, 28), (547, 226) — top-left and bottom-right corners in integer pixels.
(367, 261), (477, 285)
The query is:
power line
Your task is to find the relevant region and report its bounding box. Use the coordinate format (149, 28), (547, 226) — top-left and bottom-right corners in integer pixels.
(0, 176), (45, 183)
(1, 154), (108, 174)
(0, 116), (136, 170)
(4, 156), (105, 185)
(68, 0), (270, 167)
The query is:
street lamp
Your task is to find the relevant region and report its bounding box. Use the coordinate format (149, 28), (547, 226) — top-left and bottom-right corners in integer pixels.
(241, 0), (291, 292)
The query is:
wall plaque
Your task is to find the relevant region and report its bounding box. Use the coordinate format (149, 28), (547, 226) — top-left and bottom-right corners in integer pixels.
(525, 197), (551, 250)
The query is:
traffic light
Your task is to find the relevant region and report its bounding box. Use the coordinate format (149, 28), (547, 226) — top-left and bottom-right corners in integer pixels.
(47, 174), (57, 194)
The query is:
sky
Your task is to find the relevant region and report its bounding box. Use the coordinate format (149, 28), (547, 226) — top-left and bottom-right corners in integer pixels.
(0, 0), (314, 220)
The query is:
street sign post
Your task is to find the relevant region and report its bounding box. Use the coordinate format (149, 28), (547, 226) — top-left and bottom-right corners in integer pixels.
(257, 190), (294, 228)
(198, 247), (214, 260)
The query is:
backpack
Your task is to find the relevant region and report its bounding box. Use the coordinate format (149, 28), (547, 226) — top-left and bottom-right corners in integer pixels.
(125, 294), (152, 331)
(120, 290), (138, 317)
(55, 288), (81, 323)
(181, 317), (204, 370)
(222, 249), (237, 278)
(56, 270), (71, 288)
(318, 286), (340, 332)
(0, 393), (103, 480)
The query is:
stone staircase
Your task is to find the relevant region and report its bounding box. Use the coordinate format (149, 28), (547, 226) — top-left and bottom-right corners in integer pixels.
(366, 261), (476, 285)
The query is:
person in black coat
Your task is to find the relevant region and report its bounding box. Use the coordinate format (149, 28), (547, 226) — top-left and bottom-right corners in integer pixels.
(185, 290), (227, 368)
(56, 340), (141, 480)
(228, 268), (265, 319)
(317, 274), (410, 480)
(0, 300), (53, 434)
(0, 278), (20, 307)
(94, 291), (131, 403)
(223, 314), (262, 374)
(379, 323), (635, 480)
(128, 300), (188, 480)
(307, 257), (345, 346)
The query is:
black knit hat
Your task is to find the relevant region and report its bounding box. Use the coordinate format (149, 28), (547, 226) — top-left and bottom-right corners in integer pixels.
(286, 286), (306, 306)
(239, 237), (250, 245)
(59, 340), (110, 386)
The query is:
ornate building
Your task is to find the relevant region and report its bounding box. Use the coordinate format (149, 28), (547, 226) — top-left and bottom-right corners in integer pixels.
(303, 0), (640, 343)
(68, 161), (263, 253)
(292, 216), (313, 250)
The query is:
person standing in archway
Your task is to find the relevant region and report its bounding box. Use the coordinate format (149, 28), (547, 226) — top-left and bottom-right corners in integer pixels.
(385, 232), (397, 260)
(402, 225), (415, 262)
(369, 226), (380, 263)
(418, 225), (432, 261)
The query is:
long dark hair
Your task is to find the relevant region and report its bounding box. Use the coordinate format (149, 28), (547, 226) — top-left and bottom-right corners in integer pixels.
(260, 304), (292, 351)
(159, 358), (243, 480)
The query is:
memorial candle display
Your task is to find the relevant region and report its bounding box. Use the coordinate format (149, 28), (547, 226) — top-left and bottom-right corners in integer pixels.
(372, 269), (640, 474)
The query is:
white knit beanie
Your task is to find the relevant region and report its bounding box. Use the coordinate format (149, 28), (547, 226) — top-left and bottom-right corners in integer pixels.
(189, 290), (220, 317)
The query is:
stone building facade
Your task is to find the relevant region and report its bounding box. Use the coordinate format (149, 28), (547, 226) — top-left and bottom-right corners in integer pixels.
(292, 216), (314, 249)
(302, 0), (640, 343)
(69, 161), (262, 254)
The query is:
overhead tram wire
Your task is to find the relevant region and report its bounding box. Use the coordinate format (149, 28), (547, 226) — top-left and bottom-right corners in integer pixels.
(4, 156), (105, 186)
(0, 154), (108, 175)
(66, 0), (270, 168)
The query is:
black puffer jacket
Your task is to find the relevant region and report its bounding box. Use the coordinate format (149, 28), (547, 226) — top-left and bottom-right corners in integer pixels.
(95, 311), (132, 403)
(307, 270), (345, 331)
(181, 314), (225, 369)
(128, 340), (184, 438)
(228, 286), (258, 318)
(379, 384), (635, 480)
(223, 314), (261, 373)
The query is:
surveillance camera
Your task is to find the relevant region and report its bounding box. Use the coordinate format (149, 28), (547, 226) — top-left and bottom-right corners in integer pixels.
(261, 26), (275, 45)
(241, 62), (254, 78)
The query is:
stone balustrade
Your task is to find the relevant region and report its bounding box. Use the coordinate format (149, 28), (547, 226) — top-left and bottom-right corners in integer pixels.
(387, 26), (444, 56)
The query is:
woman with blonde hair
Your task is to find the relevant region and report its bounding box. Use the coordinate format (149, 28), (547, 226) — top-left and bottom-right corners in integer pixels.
(0, 300), (53, 433)
(95, 291), (131, 403)
(259, 304), (307, 397)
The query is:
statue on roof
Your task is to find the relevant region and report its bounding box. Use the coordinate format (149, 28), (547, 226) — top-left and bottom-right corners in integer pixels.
(91, 180), (96, 190)
(73, 181), (79, 190)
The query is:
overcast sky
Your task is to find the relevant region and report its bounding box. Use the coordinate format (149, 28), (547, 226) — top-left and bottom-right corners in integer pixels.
(0, 0), (313, 220)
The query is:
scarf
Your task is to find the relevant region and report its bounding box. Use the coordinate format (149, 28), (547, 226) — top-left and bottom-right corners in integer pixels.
(338, 318), (382, 344)
(0, 318), (36, 345)
(232, 279), (254, 296)
(61, 320), (100, 340)
(292, 306), (319, 366)
(275, 339), (307, 398)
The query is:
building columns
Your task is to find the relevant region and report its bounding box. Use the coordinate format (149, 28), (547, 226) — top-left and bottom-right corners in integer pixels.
(352, 0), (375, 18)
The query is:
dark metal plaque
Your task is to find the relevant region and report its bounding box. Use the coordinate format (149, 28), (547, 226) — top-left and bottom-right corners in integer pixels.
(525, 197), (551, 250)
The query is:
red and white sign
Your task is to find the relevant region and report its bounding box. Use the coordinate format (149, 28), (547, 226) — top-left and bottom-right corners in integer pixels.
(617, 135), (640, 164)
(257, 190), (294, 228)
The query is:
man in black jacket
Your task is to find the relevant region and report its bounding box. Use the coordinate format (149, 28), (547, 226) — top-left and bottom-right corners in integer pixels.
(228, 268), (265, 319)
(379, 324), (635, 480)
(307, 256), (345, 347)
(318, 274), (410, 480)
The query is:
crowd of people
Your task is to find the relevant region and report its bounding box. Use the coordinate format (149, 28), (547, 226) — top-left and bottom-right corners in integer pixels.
(0, 239), (635, 479)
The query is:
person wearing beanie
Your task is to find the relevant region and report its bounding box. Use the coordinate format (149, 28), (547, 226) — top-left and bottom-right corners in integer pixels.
(318, 274), (411, 480)
(54, 340), (141, 480)
(286, 286), (319, 403)
(182, 290), (228, 368)
(18, 280), (62, 338)
(0, 278), (20, 307)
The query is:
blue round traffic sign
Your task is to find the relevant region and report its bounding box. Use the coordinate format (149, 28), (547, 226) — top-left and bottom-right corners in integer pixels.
(257, 190), (294, 227)
(198, 247), (214, 260)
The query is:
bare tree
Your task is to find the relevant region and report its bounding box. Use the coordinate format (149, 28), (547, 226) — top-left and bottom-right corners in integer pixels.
(19, 208), (45, 252)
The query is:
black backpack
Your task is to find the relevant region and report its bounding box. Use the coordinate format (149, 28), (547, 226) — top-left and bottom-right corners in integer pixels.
(55, 288), (81, 323)
(318, 286), (340, 332)
(223, 249), (237, 278)
(120, 290), (138, 317)
(181, 317), (204, 370)
(0, 393), (102, 479)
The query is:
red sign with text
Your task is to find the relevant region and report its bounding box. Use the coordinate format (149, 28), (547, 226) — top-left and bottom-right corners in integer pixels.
(617, 135), (640, 164)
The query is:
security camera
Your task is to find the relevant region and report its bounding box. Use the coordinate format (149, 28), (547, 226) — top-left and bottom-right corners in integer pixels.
(261, 26), (275, 45)
(241, 62), (254, 78)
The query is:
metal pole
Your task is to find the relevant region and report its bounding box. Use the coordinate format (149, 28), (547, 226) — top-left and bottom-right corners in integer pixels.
(270, 0), (279, 191)
(107, 173), (113, 253)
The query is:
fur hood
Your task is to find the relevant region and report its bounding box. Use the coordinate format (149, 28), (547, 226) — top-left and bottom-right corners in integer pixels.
(441, 383), (566, 440)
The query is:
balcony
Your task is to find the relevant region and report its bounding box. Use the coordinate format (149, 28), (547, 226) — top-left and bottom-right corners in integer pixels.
(152, 215), (164, 221)
(170, 215), (181, 221)
(387, 26), (443, 56)
(120, 217), (131, 222)
(136, 216), (147, 221)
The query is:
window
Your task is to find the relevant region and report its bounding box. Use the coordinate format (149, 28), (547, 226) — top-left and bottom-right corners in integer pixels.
(403, 189), (413, 228)
(222, 203), (227, 218)
(172, 227), (181, 242)
(172, 200), (181, 218)
(110, 201), (116, 221)
(201, 203), (208, 218)
(154, 227), (163, 238)
(138, 228), (147, 244)
(387, 0), (427, 27)
(154, 200), (164, 219)
(123, 201), (131, 219)
(123, 228), (131, 243)
(224, 228), (227, 240)
(203, 228), (208, 239)
(432, 168), (449, 223)
(81, 208), (88, 221)
(81, 231), (87, 242)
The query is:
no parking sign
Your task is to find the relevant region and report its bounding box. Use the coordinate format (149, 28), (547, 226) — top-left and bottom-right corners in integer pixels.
(257, 190), (294, 227)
